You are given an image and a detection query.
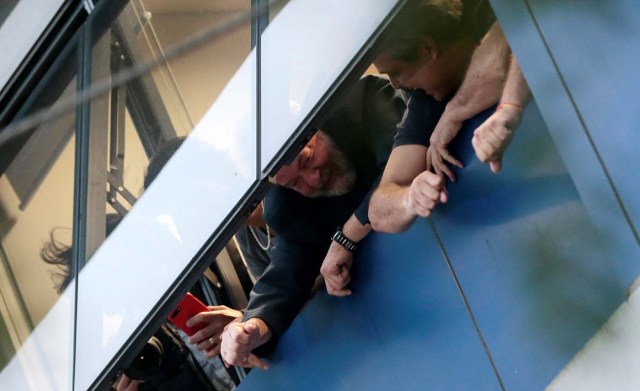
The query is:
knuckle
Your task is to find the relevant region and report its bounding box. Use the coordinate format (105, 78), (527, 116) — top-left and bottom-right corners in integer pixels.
(417, 208), (431, 218)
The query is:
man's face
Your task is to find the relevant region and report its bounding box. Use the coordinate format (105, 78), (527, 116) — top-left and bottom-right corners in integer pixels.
(275, 131), (356, 198)
(374, 50), (456, 102)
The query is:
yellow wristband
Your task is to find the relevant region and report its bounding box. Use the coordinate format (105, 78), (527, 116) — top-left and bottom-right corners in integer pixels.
(497, 103), (522, 111)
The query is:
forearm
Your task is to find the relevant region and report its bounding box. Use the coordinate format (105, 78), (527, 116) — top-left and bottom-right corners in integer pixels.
(341, 213), (371, 243)
(242, 241), (324, 354)
(471, 58), (531, 172)
(243, 278), (312, 345)
(499, 57), (531, 108)
(369, 182), (417, 234)
(444, 22), (511, 125)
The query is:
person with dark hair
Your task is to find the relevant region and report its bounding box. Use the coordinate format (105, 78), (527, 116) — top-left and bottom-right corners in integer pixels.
(41, 143), (240, 390)
(369, 0), (531, 233)
(41, 212), (235, 391)
(376, 0), (530, 176)
(219, 75), (409, 369)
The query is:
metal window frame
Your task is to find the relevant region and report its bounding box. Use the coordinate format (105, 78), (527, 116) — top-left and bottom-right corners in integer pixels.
(0, 1), (86, 131)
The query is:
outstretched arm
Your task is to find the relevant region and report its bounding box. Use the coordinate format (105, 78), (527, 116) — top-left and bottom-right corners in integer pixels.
(427, 22), (511, 181)
(186, 305), (243, 358)
(472, 56), (532, 172)
(370, 144), (447, 233)
(220, 317), (271, 369)
(234, 235), (326, 358)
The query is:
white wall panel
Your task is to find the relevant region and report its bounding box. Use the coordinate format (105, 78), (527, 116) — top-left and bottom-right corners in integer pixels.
(547, 283), (640, 391)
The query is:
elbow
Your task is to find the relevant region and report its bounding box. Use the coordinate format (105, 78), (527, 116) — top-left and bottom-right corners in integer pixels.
(369, 215), (384, 233)
(369, 189), (413, 234)
(370, 212), (410, 234)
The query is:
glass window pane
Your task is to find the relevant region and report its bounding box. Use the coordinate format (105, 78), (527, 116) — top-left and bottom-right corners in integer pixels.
(73, 1), (256, 388)
(268, 0), (289, 22)
(141, 0), (252, 126)
(0, 0), (67, 92)
(260, 0), (399, 172)
(0, 1), (18, 27)
(0, 38), (78, 391)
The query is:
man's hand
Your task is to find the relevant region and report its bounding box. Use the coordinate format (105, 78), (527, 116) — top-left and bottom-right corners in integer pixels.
(472, 105), (523, 173)
(406, 171), (448, 218)
(320, 241), (354, 297)
(426, 144), (463, 182)
(187, 305), (243, 358)
(426, 111), (465, 182)
(220, 319), (270, 370)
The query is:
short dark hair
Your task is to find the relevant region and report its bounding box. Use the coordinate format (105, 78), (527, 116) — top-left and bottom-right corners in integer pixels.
(379, 0), (464, 62)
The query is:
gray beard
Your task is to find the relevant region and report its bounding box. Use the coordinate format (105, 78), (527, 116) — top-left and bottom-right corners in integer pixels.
(309, 141), (357, 198)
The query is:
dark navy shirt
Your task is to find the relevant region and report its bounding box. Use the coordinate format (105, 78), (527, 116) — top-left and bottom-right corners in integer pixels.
(394, 90), (446, 148)
(243, 75), (406, 354)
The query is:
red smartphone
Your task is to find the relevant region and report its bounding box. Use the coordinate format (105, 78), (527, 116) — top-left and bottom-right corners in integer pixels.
(168, 292), (209, 336)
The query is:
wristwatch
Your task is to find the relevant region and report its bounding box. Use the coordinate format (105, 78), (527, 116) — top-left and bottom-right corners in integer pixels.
(331, 227), (358, 252)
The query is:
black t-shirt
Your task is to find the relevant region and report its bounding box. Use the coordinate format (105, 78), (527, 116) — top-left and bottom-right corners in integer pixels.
(394, 90), (446, 148)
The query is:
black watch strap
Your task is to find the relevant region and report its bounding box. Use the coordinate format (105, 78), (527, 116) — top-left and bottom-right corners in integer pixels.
(331, 227), (358, 252)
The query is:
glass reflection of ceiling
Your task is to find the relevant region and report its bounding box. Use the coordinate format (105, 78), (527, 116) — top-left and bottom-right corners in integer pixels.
(0, 1), (18, 27)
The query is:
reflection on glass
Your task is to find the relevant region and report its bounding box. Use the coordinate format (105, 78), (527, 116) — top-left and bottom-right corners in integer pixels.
(87, 0), (253, 223)
(94, 0), (253, 192)
(75, 0), (256, 388)
(0, 1), (18, 28)
(0, 75), (77, 386)
(259, 0), (398, 171)
(269, 0), (290, 22)
(125, 0), (252, 129)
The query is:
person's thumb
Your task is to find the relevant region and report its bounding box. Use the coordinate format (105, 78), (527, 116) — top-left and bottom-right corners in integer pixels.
(490, 159), (502, 173)
(440, 189), (448, 204)
(247, 353), (269, 370)
(243, 321), (260, 336)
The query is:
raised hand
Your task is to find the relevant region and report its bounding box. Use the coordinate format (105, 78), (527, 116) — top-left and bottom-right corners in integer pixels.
(472, 104), (523, 173)
(406, 170), (448, 218)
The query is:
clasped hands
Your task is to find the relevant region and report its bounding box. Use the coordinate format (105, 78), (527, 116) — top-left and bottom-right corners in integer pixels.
(186, 305), (242, 358)
(219, 318), (270, 370)
(187, 306), (270, 370)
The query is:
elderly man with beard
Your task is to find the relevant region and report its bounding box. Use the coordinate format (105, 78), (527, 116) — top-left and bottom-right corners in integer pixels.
(218, 75), (417, 369)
